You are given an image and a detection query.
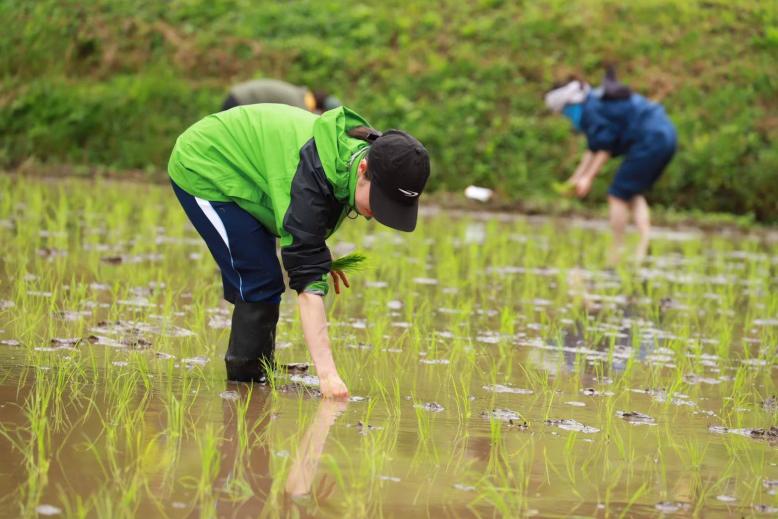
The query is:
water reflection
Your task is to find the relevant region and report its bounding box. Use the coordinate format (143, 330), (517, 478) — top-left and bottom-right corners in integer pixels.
(285, 399), (347, 497)
(523, 284), (661, 378)
(216, 385), (346, 516)
(215, 384), (272, 517)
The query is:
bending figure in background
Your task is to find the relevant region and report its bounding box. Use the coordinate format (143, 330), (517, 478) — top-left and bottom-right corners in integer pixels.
(545, 68), (677, 265)
(222, 78), (341, 114)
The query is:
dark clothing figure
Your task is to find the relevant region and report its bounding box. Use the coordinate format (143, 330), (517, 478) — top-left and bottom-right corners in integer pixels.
(581, 92), (677, 200)
(545, 72), (678, 264)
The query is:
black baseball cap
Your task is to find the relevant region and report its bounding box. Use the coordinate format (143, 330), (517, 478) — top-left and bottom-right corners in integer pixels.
(367, 130), (430, 232)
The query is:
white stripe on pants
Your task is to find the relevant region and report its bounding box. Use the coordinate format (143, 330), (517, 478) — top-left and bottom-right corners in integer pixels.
(194, 196), (245, 301)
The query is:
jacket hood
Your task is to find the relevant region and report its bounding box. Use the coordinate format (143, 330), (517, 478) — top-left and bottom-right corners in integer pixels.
(312, 106), (372, 203)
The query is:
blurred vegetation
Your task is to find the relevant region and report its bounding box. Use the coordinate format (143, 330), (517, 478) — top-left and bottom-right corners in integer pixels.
(1, 0), (776, 220)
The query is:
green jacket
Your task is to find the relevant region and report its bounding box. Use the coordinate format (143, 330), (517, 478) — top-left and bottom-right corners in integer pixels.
(168, 104), (372, 295)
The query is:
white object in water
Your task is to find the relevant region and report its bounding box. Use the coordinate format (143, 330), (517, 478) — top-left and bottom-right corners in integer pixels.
(464, 185), (493, 202)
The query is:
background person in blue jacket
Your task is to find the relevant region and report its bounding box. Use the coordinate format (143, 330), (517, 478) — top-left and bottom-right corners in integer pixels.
(545, 70), (677, 264)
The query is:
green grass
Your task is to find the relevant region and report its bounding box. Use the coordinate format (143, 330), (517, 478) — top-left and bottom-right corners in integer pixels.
(1, 0), (777, 220)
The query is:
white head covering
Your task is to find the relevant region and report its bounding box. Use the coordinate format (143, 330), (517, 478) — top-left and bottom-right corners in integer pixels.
(544, 80), (591, 113)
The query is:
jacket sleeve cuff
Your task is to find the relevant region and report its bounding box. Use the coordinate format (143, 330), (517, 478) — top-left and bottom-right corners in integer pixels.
(301, 276), (329, 297)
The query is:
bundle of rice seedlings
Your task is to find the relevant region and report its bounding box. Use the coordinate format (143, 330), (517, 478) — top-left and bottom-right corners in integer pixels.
(331, 252), (369, 273)
(551, 180), (575, 197)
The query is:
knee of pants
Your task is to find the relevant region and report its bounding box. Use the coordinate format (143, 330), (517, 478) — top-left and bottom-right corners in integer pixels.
(221, 273), (284, 304)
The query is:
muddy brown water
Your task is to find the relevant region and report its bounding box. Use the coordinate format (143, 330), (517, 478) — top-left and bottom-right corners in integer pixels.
(0, 176), (777, 517)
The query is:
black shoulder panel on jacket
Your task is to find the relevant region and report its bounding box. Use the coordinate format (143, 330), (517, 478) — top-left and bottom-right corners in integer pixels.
(282, 138), (346, 292)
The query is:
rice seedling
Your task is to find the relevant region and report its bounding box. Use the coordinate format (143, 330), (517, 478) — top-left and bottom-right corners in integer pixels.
(331, 252), (370, 274)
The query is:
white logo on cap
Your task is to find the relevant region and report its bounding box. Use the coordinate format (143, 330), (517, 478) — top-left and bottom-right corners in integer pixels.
(398, 188), (419, 198)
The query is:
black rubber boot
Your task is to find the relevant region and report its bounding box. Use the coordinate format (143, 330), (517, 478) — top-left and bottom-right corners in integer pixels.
(225, 300), (279, 383)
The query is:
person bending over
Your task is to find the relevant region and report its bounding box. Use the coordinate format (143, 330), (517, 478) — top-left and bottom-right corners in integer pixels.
(221, 78), (341, 114)
(168, 104), (430, 398)
(545, 70), (676, 264)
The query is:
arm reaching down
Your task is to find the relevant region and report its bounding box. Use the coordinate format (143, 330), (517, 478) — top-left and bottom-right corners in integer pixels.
(568, 150), (595, 185)
(574, 150), (610, 198)
(298, 292), (349, 399)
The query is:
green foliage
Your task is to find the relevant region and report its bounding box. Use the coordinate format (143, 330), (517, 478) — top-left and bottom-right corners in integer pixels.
(0, 0), (776, 219)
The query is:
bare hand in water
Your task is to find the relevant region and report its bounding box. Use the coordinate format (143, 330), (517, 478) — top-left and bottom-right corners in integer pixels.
(319, 372), (349, 399)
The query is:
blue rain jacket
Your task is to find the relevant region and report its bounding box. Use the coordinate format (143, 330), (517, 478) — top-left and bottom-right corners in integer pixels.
(580, 92), (677, 200)
(580, 93), (674, 157)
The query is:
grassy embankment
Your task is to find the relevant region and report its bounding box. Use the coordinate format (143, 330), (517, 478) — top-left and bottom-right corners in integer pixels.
(1, 0), (776, 220)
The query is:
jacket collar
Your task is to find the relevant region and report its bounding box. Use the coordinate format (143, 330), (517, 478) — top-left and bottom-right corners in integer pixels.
(347, 146), (370, 211)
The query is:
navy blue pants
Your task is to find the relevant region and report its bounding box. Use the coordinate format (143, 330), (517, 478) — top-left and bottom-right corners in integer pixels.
(171, 180), (285, 304)
(609, 117), (677, 201)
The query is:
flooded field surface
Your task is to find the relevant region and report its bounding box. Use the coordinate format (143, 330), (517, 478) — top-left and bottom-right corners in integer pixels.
(1, 175), (776, 518)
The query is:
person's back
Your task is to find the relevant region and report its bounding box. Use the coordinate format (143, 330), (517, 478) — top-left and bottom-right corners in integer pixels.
(582, 93), (666, 157)
(169, 104), (319, 233)
(228, 79), (309, 109)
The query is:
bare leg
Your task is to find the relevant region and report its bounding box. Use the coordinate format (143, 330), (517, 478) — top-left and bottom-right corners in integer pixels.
(608, 195), (630, 267)
(630, 195), (651, 264)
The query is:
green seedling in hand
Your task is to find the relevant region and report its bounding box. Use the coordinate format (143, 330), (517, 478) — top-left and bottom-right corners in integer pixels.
(551, 180), (575, 197)
(327, 252), (370, 297)
(331, 252), (369, 274)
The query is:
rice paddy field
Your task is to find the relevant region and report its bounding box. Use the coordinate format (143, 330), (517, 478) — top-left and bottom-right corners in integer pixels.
(0, 174), (777, 518)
